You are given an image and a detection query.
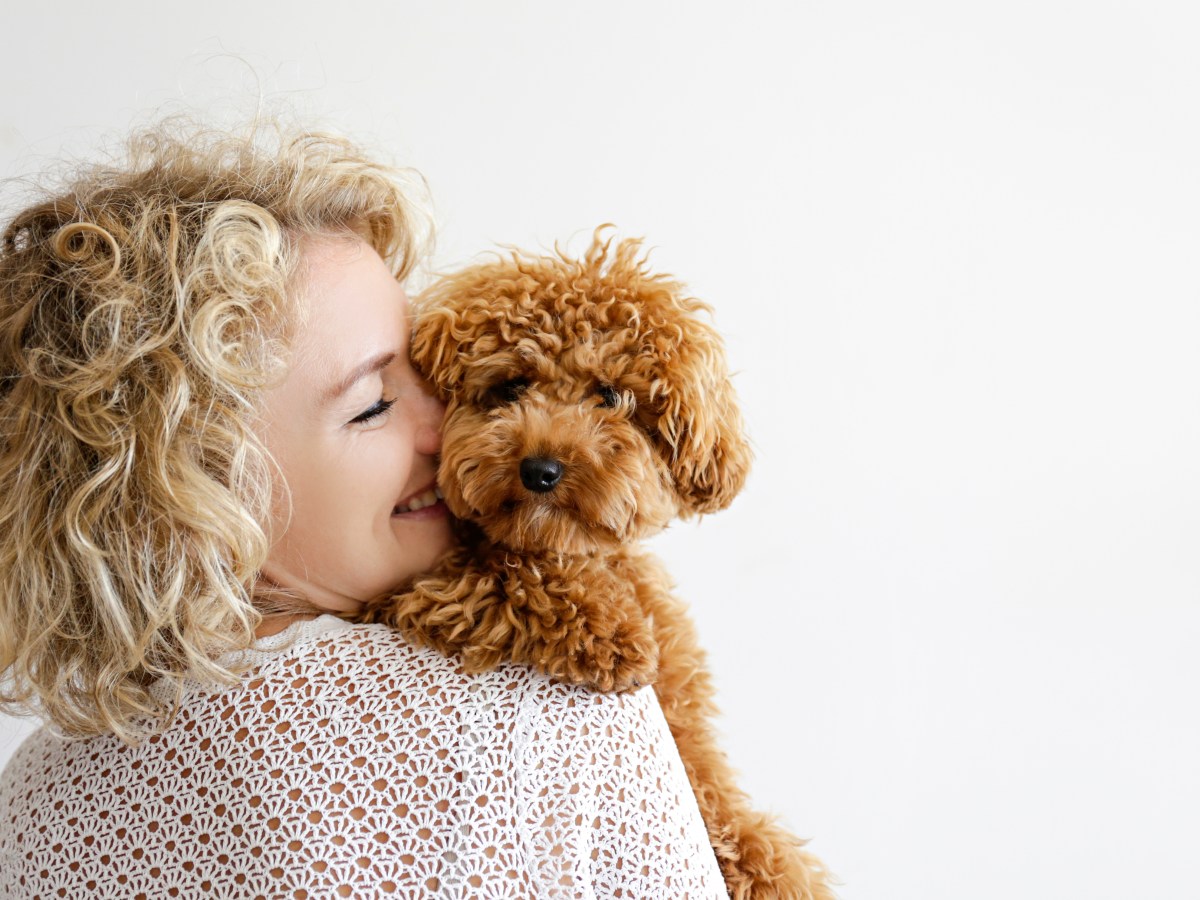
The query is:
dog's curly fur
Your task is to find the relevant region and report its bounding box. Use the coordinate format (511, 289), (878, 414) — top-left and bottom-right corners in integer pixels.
(360, 228), (835, 899)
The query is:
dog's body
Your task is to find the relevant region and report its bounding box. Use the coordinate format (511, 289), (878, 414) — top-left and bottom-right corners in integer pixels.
(361, 231), (834, 899)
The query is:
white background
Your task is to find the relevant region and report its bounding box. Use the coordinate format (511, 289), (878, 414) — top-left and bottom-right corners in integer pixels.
(2, 3), (1198, 898)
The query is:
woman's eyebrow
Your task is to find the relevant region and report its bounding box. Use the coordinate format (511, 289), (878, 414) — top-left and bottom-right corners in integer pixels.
(321, 351), (398, 404)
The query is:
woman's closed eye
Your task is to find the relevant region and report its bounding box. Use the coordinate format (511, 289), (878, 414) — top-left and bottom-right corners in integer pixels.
(348, 396), (397, 426)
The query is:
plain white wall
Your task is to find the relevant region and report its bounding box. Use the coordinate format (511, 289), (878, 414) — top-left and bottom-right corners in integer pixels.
(2, 3), (1198, 898)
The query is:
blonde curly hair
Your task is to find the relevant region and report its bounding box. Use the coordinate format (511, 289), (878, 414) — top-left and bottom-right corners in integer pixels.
(0, 119), (429, 745)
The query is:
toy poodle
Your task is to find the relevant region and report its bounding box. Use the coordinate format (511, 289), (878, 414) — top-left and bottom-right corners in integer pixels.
(360, 228), (834, 900)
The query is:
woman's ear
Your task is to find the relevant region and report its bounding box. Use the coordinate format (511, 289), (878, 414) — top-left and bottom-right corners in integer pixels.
(641, 287), (753, 516)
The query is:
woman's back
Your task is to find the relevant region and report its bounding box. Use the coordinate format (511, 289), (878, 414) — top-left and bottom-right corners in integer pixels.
(0, 616), (725, 899)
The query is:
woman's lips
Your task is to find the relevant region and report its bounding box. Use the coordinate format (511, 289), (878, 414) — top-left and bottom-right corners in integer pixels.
(392, 484), (447, 520)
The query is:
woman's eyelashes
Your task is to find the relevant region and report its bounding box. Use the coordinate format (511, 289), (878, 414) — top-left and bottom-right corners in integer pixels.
(348, 397), (397, 425)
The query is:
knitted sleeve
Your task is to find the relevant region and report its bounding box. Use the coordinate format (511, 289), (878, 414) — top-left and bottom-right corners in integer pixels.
(0, 617), (725, 899)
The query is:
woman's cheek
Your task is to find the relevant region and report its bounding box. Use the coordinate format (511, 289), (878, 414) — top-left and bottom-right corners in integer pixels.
(374, 423), (416, 480)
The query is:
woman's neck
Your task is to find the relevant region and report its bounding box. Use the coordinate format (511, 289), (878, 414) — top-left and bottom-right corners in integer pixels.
(254, 614), (319, 639)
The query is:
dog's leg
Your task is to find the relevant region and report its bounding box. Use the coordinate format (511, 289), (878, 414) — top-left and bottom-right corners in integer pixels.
(618, 552), (837, 900)
(358, 546), (521, 673)
(362, 549), (659, 692)
(491, 553), (659, 692)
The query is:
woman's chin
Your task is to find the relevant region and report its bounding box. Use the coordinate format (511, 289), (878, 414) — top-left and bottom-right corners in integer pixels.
(386, 509), (456, 577)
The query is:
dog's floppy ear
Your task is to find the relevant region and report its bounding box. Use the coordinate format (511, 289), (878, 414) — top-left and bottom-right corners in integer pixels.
(408, 258), (546, 395)
(408, 266), (500, 394)
(409, 299), (463, 393)
(637, 281), (753, 516)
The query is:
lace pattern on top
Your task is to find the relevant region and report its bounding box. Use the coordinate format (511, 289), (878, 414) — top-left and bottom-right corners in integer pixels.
(0, 615), (726, 899)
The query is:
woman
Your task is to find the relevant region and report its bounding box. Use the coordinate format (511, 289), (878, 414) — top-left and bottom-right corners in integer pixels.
(0, 123), (726, 898)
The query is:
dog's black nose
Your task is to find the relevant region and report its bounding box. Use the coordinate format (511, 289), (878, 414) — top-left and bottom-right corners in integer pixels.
(520, 457), (564, 492)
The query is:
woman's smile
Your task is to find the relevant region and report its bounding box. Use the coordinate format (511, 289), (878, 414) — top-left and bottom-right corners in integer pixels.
(392, 483), (448, 519)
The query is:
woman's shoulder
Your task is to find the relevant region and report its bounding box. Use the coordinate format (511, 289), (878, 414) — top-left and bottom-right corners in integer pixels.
(204, 615), (623, 722)
(210, 614), (659, 719)
(4, 614), (667, 773)
(177, 615), (676, 799)
(88, 613), (664, 777)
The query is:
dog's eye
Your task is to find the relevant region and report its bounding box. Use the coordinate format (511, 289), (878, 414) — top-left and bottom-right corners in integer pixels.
(489, 377), (529, 404)
(596, 384), (621, 408)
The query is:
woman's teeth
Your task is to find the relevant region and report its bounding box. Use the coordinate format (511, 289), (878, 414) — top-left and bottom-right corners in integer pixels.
(396, 486), (444, 514)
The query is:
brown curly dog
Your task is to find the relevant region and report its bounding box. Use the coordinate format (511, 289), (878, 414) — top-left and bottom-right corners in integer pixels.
(360, 228), (835, 900)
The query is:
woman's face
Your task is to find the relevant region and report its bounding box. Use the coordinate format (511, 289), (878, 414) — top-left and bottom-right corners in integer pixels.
(256, 235), (452, 613)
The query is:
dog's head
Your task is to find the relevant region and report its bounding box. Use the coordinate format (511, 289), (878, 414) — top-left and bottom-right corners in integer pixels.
(413, 229), (751, 555)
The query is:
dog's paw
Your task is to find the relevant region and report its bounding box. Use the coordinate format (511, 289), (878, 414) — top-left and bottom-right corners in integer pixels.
(602, 645), (660, 693)
(563, 622), (660, 693)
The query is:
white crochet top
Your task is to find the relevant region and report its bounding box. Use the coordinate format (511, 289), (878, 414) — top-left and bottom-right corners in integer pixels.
(0, 615), (726, 899)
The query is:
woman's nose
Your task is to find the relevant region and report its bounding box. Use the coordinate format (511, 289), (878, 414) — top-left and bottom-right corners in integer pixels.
(410, 377), (445, 456)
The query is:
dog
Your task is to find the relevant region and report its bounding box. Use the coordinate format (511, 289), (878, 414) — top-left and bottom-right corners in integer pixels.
(361, 228), (835, 899)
